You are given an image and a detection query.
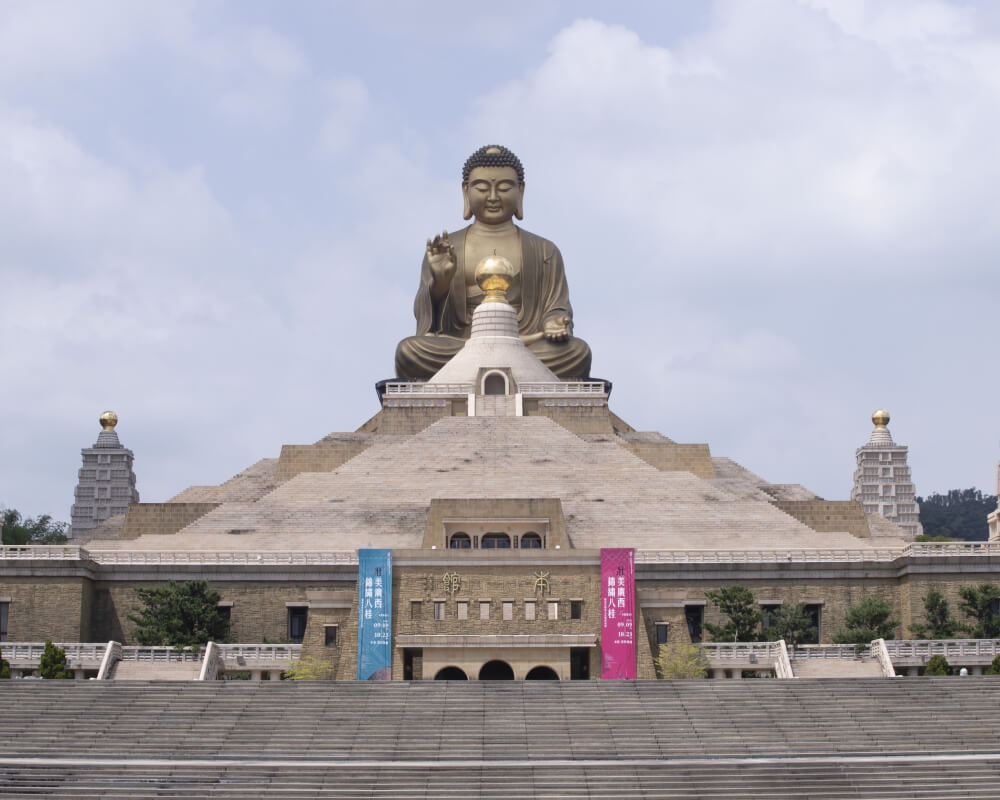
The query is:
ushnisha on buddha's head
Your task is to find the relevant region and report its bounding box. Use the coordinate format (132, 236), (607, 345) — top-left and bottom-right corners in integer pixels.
(462, 144), (525, 223)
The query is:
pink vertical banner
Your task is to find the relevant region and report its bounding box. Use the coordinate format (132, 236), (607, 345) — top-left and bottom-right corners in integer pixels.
(601, 547), (636, 680)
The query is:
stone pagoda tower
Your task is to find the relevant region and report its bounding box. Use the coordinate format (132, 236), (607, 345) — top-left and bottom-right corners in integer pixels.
(851, 409), (922, 538)
(69, 411), (140, 538)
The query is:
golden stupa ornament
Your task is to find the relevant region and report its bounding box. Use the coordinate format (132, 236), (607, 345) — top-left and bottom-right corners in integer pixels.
(99, 410), (119, 431)
(872, 409), (890, 429)
(475, 255), (514, 303)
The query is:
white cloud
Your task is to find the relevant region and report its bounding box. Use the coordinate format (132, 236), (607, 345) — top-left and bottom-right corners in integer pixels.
(318, 77), (370, 156)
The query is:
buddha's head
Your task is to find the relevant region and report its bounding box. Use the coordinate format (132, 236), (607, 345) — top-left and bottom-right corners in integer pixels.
(462, 144), (525, 223)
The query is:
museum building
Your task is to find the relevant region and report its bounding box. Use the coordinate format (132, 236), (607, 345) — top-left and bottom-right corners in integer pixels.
(3, 145), (999, 682)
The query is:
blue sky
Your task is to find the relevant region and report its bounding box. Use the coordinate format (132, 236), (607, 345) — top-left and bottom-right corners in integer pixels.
(2, 0), (998, 522)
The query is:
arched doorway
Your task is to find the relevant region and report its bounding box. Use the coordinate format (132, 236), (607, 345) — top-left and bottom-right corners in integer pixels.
(483, 373), (506, 395)
(525, 666), (559, 680)
(478, 660), (514, 680)
(434, 666), (468, 680)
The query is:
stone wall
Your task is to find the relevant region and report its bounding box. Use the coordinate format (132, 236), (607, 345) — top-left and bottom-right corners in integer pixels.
(523, 402), (615, 435)
(772, 500), (872, 540)
(0, 577), (92, 642)
(118, 503), (221, 540)
(623, 443), (716, 479)
(276, 443), (370, 482)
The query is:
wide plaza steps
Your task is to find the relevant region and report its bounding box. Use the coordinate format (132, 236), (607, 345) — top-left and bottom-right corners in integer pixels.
(110, 660), (202, 680)
(792, 656), (885, 678)
(2, 679), (1000, 798)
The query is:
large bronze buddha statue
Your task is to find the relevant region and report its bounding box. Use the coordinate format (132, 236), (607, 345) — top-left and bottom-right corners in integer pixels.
(394, 145), (592, 379)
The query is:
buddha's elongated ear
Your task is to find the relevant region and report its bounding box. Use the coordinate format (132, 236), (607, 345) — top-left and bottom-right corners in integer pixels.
(462, 183), (472, 220)
(515, 183), (525, 220)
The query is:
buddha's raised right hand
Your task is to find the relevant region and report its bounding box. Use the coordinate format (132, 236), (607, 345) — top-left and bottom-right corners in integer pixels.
(427, 231), (457, 299)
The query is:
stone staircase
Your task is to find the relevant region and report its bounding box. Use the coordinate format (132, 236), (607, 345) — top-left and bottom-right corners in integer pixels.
(101, 416), (878, 553)
(792, 657), (885, 678)
(2, 679), (1000, 798)
(111, 661), (202, 680)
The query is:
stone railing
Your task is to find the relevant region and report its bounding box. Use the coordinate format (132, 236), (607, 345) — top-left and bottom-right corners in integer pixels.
(635, 549), (901, 564)
(198, 641), (224, 681)
(518, 382), (607, 395)
(774, 640), (795, 679)
(0, 545), (84, 560)
(4, 541), (1000, 568)
(383, 382), (473, 396)
(86, 550), (359, 565)
(0, 642), (106, 668)
(120, 646), (202, 663)
(97, 641), (121, 680)
(788, 644), (872, 660)
(871, 638), (896, 677)
(700, 641), (783, 665)
(217, 644), (301, 667)
(882, 639), (1000, 666)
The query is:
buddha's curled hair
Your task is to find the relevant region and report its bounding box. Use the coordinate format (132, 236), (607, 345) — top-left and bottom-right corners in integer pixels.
(462, 145), (524, 183)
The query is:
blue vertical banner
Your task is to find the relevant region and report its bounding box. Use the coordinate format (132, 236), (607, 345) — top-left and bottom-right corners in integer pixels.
(357, 548), (393, 680)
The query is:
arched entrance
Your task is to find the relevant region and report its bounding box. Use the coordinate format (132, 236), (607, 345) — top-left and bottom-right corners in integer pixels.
(525, 666), (559, 680)
(434, 666), (468, 680)
(478, 660), (515, 680)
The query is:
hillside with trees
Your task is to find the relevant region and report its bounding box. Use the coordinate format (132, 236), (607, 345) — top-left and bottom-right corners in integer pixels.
(917, 489), (997, 541)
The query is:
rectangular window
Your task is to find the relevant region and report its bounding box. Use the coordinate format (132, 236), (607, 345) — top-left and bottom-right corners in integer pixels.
(548, 601), (559, 620)
(480, 601), (490, 620)
(410, 600), (422, 620)
(287, 606), (308, 644)
(655, 622), (669, 645)
(525, 600), (536, 621)
(216, 605), (232, 626)
(760, 604), (781, 632)
(457, 601), (468, 620)
(324, 625), (338, 647)
(502, 601), (513, 621)
(685, 605), (704, 644)
(571, 601), (582, 620)
(434, 601), (445, 620)
(0, 602), (8, 642)
(804, 604), (822, 644)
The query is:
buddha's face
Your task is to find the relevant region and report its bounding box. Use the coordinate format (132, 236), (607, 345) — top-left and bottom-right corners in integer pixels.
(464, 166), (524, 223)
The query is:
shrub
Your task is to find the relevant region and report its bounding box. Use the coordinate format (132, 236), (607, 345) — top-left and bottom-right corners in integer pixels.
(654, 643), (709, 679)
(0, 657), (10, 679)
(127, 580), (230, 647)
(39, 640), (72, 679)
(923, 654), (951, 676)
(984, 654), (1000, 676)
(283, 656), (335, 681)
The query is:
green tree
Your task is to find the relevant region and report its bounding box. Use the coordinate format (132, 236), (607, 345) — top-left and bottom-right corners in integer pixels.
(923, 654), (951, 676)
(38, 640), (72, 679)
(127, 580), (230, 647)
(917, 489), (997, 542)
(762, 603), (818, 646)
(909, 589), (960, 639)
(984, 654), (1000, 675)
(832, 597), (898, 644)
(957, 584), (1000, 638)
(0, 654), (10, 679)
(654, 642), (709, 679)
(704, 586), (763, 642)
(1, 507), (69, 545)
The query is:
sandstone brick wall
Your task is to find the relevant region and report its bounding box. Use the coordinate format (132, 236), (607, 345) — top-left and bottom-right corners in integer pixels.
(359, 404), (462, 435)
(524, 403), (615, 435)
(276, 443), (371, 482)
(623, 443), (716, 479)
(118, 503), (221, 540)
(0, 577), (90, 642)
(772, 500), (872, 540)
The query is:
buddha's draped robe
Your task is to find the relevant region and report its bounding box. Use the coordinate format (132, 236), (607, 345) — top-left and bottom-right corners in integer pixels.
(394, 226), (592, 379)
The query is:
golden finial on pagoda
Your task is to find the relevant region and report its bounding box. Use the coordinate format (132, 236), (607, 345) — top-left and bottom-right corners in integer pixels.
(475, 255), (514, 303)
(872, 409), (890, 429)
(99, 410), (119, 431)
